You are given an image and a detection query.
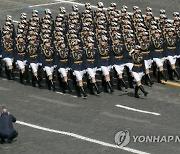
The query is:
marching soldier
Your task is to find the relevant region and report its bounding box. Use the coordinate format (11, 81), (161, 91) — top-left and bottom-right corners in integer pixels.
(165, 28), (179, 80)
(26, 37), (42, 87)
(70, 39), (87, 98)
(111, 33), (128, 90)
(54, 38), (71, 93)
(40, 39), (56, 91)
(151, 29), (167, 83)
(84, 37), (100, 95)
(130, 45), (148, 98)
(15, 34), (29, 83)
(1, 30), (15, 80)
(97, 35), (113, 93)
(124, 34), (135, 88)
(139, 31), (154, 86)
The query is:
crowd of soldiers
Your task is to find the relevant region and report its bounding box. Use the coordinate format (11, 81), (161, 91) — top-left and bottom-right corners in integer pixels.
(0, 2), (179, 99)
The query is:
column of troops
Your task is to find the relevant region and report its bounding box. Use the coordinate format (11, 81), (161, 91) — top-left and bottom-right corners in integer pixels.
(0, 2), (179, 99)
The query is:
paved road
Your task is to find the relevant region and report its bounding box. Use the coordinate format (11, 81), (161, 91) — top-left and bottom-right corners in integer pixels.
(0, 0), (180, 154)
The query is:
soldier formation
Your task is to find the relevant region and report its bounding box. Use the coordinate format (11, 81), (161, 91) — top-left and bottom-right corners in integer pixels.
(0, 2), (179, 99)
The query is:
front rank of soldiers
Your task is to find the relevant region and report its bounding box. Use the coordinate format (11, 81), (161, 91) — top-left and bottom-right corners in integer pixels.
(0, 2), (179, 99)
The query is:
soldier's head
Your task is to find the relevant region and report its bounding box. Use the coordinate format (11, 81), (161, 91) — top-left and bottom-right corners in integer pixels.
(110, 2), (116, 10)
(100, 35), (108, 45)
(134, 45), (141, 53)
(127, 34), (134, 42)
(6, 15), (12, 22)
(168, 28), (174, 36)
(32, 10), (38, 17)
(29, 38), (35, 44)
(87, 37), (94, 47)
(160, 9), (166, 15)
(72, 5), (78, 12)
(173, 12), (179, 18)
(146, 12), (153, 19)
(113, 33), (121, 44)
(17, 34), (24, 42)
(97, 2), (104, 8)
(155, 29), (161, 37)
(44, 39), (51, 47)
(142, 32), (149, 40)
(85, 3), (91, 10)
(21, 13), (27, 20)
(60, 41), (66, 48)
(5, 31), (11, 39)
(146, 7), (152, 13)
(45, 9), (51, 15)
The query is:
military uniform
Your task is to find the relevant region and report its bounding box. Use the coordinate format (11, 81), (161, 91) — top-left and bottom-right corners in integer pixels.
(40, 40), (55, 90)
(15, 35), (29, 83)
(26, 38), (41, 87)
(70, 40), (87, 98)
(54, 39), (71, 93)
(1, 31), (15, 80)
(130, 45), (148, 98)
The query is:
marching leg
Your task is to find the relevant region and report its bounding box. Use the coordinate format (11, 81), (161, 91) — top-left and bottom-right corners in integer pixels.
(173, 69), (180, 80)
(127, 70), (134, 88)
(139, 85), (148, 97)
(87, 79), (95, 95)
(19, 71), (24, 83)
(134, 86), (139, 98)
(106, 81), (114, 93)
(92, 82), (100, 94)
(32, 75), (36, 87)
(79, 86), (87, 99)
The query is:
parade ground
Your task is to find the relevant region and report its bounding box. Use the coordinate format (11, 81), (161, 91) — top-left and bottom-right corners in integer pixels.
(0, 0), (180, 154)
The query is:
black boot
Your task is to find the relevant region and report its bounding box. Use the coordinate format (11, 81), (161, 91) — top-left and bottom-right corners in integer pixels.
(118, 78), (128, 90)
(32, 75), (36, 87)
(36, 76), (42, 88)
(160, 71), (167, 82)
(0, 60), (2, 77)
(62, 82), (66, 93)
(24, 66), (30, 83)
(139, 85), (148, 97)
(93, 82), (100, 94)
(173, 69), (180, 80)
(50, 79), (55, 91)
(87, 79), (95, 95)
(135, 86), (139, 98)
(19, 72), (24, 83)
(10, 69), (14, 80)
(106, 81), (114, 93)
(62, 81), (71, 93)
(102, 76), (108, 93)
(47, 79), (51, 90)
(75, 85), (81, 97)
(79, 86), (87, 98)
(117, 78), (122, 90)
(58, 76), (64, 92)
(169, 69), (175, 80)
(127, 71), (134, 88)
(0, 138), (5, 144)
(5, 67), (11, 80)
(167, 62), (174, 80)
(152, 63), (157, 77)
(157, 71), (162, 83)
(66, 81), (72, 93)
(145, 74), (153, 86)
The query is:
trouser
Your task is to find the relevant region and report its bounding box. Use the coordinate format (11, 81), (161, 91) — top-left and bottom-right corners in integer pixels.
(0, 130), (18, 141)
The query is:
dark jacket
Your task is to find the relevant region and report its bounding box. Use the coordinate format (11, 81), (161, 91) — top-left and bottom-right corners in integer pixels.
(0, 112), (16, 135)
